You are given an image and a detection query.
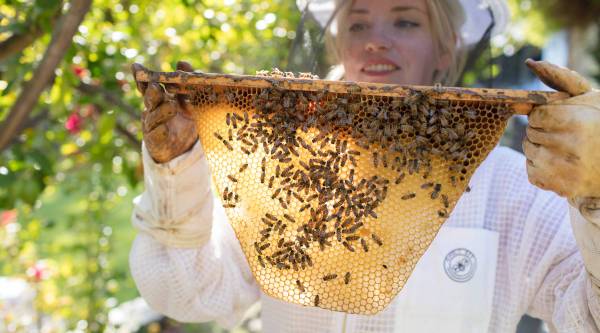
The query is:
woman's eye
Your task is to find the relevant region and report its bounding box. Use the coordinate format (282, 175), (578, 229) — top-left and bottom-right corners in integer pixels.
(394, 20), (419, 29)
(349, 22), (367, 32)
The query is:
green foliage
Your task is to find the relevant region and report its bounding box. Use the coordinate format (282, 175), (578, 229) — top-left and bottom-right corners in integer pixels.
(461, 0), (600, 87)
(506, 0), (559, 48)
(1, 0), (299, 331)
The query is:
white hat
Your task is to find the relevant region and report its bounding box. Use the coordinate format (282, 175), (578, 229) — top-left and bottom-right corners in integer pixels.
(296, 0), (510, 46)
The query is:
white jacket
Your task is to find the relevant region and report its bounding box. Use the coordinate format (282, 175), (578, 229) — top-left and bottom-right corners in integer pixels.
(130, 141), (600, 333)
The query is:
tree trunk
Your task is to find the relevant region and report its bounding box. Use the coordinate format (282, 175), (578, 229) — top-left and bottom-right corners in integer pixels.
(0, 0), (93, 152)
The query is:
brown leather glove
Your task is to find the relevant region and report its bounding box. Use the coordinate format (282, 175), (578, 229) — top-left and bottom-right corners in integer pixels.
(525, 59), (600, 299)
(524, 59), (600, 198)
(132, 61), (198, 164)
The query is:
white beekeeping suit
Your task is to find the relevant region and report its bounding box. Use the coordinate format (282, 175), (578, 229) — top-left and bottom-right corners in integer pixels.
(129, 0), (600, 332)
(130, 141), (600, 332)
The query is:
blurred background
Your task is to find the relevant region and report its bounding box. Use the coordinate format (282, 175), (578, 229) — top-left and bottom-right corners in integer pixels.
(0, 0), (599, 332)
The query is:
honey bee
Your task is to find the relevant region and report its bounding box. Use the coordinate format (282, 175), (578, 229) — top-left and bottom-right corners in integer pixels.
(342, 241), (355, 252)
(323, 274), (338, 281)
(401, 192), (416, 200)
(347, 84), (362, 94)
(278, 197), (288, 209)
(441, 194), (449, 208)
(360, 238), (369, 252)
(222, 187), (229, 201)
(393, 173), (405, 185)
(268, 176), (275, 188)
(270, 68), (284, 77)
(344, 272), (351, 284)
(299, 72), (315, 79)
(371, 233), (383, 246)
(271, 188), (282, 199)
(296, 280), (305, 292)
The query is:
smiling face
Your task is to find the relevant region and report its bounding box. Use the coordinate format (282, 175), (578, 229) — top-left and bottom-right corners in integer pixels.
(337, 0), (448, 85)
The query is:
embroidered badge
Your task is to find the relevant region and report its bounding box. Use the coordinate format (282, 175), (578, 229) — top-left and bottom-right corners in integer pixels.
(443, 248), (477, 283)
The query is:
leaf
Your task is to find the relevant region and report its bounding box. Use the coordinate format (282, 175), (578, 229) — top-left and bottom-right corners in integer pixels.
(60, 143), (78, 155)
(98, 113), (116, 145)
(29, 150), (54, 175)
(0, 174), (16, 188)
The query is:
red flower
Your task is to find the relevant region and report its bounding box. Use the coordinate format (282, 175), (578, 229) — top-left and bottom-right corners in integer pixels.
(65, 112), (82, 134)
(27, 261), (49, 282)
(33, 267), (44, 281)
(0, 209), (17, 226)
(73, 65), (86, 78)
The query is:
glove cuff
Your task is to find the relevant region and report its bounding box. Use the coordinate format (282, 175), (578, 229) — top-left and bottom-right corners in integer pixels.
(569, 197), (600, 227)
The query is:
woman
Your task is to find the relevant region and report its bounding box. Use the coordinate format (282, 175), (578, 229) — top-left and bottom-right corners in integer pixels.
(130, 0), (600, 332)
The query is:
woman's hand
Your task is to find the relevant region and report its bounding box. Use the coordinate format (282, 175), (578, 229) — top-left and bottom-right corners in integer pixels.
(132, 61), (198, 164)
(523, 59), (600, 198)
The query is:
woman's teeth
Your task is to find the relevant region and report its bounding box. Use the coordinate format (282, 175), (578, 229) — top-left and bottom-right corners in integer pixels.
(363, 64), (399, 72)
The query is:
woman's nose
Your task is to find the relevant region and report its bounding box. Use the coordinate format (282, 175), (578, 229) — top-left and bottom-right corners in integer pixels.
(365, 34), (392, 52)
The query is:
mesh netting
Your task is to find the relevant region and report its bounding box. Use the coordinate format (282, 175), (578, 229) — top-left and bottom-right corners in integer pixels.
(134, 67), (565, 315)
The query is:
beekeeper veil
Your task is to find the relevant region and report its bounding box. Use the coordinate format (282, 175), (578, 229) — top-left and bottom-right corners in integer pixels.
(288, 0), (510, 85)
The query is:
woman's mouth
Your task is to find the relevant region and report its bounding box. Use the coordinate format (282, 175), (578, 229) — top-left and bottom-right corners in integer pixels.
(361, 63), (400, 76)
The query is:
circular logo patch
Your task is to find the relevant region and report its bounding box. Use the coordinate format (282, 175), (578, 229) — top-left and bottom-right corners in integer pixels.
(443, 248), (477, 283)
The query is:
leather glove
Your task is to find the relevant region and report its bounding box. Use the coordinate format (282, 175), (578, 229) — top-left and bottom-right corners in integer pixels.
(132, 61), (199, 164)
(523, 59), (600, 199)
(524, 59), (600, 296)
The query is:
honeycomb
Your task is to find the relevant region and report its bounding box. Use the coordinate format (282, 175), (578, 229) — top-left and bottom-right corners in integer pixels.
(133, 66), (564, 315)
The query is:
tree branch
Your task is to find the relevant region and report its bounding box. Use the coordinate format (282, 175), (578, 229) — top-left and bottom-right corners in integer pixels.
(76, 82), (141, 147)
(0, 28), (45, 62)
(76, 82), (139, 119)
(115, 123), (141, 147)
(22, 108), (50, 130)
(0, 2), (63, 62)
(8, 108), (50, 147)
(0, 0), (93, 153)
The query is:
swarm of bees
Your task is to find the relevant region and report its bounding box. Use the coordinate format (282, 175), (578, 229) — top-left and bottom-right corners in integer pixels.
(188, 68), (510, 312)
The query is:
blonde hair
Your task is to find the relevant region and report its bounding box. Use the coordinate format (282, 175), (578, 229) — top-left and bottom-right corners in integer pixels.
(325, 0), (467, 86)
